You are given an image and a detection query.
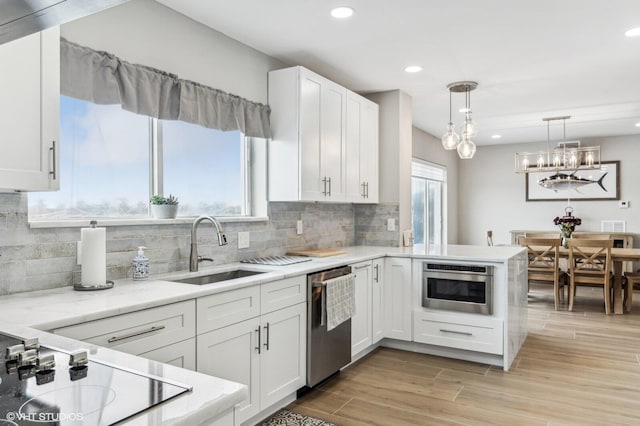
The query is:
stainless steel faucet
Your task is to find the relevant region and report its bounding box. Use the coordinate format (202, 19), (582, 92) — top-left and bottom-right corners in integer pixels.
(189, 215), (228, 272)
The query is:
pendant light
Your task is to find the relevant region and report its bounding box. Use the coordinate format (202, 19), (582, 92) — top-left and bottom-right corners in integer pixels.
(442, 81), (478, 159)
(514, 116), (601, 173)
(441, 90), (460, 150)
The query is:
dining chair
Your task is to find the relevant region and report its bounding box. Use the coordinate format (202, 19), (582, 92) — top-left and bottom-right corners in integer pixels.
(567, 238), (614, 314)
(521, 237), (566, 310)
(571, 233), (612, 240)
(623, 272), (639, 313)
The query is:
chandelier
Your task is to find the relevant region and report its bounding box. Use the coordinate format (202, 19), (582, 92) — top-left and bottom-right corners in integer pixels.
(442, 81), (478, 159)
(514, 116), (600, 173)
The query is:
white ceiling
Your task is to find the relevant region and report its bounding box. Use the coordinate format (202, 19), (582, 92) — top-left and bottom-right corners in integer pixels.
(156, 0), (640, 146)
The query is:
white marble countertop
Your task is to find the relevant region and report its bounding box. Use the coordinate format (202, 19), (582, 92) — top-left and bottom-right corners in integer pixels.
(0, 324), (247, 425)
(0, 244), (524, 424)
(0, 244), (524, 330)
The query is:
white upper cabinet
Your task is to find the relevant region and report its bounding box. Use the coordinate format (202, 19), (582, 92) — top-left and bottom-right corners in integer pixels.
(0, 27), (60, 191)
(268, 66), (378, 203)
(345, 91), (379, 203)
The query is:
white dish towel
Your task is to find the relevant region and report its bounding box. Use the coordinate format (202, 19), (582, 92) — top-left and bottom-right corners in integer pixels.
(325, 273), (356, 331)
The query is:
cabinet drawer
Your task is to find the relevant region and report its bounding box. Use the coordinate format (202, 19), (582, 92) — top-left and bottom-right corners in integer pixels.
(52, 300), (196, 355)
(413, 311), (503, 355)
(197, 286), (260, 334)
(140, 338), (196, 371)
(261, 276), (306, 314)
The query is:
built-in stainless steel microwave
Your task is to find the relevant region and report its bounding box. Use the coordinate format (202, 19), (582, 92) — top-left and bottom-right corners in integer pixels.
(422, 262), (493, 315)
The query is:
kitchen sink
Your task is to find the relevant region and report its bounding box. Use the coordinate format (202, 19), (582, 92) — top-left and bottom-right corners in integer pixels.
(171, 269), (266, 285)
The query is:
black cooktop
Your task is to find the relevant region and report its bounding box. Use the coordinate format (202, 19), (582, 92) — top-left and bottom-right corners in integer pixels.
(0, 333), (190, 425)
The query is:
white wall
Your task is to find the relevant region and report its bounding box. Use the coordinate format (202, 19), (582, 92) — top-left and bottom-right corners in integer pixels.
(458, 135), (640, 246)
(412, 127), (460, 244)
(61, 0), (285, 104)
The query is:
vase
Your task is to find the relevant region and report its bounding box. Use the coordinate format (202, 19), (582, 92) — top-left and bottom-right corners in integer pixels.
(151, 204), (178, 219)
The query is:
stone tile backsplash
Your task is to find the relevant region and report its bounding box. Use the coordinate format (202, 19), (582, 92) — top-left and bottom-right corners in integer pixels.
(0, 194), (399, 295)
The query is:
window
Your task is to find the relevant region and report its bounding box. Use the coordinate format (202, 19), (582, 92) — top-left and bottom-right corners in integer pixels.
(28, 96), (252, 220)
(411, 160), (446, 248)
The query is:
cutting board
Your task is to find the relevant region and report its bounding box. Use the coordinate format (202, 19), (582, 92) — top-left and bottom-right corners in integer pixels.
(286, 248), (347, 257)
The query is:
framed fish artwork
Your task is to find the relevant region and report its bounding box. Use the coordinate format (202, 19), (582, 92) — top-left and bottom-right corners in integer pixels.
(525, 161), (620, 201)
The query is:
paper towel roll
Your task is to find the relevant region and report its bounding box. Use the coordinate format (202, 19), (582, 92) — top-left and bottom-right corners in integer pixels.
(81, 225), (106, 286)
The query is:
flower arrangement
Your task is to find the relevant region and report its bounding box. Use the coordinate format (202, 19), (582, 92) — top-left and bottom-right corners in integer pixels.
(553, 207), (581, 247)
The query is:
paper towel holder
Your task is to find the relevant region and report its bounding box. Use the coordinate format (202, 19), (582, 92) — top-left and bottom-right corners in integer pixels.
(74, 220), (114, 291)
(74, 280), (114, 291)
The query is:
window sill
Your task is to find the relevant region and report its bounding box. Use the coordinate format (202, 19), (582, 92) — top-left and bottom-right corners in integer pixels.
(28, 216), (269, 229)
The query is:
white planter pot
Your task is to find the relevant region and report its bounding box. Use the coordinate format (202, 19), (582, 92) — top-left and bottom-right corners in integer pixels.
(151, 204), (178, 219)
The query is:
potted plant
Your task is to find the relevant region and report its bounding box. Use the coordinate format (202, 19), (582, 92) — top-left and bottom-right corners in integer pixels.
(150, 194), (179, 219)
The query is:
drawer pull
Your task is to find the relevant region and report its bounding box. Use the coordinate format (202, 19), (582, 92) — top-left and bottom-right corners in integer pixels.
(439, 329), (473, 336)
(107, 325), (166, 343)
(354, 264), (369, 270)
(255, 326), (261, 354)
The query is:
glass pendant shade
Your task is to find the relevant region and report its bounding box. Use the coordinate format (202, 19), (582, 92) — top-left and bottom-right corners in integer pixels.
(460, 112), (477, 138)
(441, 122), (460, 150)
(457, 132), (476, 159)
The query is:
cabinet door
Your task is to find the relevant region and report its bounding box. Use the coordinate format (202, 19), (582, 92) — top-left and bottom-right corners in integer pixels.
(359, 99), (379, 203)
(383, 257), (412, 341)
(345, 92), (362, 202)
(345, 92), (379, 203)
(197, 319), (260, 423)
(260, 303), (306, 409)
(140, 338), (196, 370)
(0, 27), (59, 191)
(350, 261), (372, 356)
(320, 79), (346, 201)
(371, 258), (385, 344)
(299, 69), (324, 201)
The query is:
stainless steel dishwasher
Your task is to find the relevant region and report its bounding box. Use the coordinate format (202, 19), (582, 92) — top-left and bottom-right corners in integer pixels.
(306, 265), (353, 387)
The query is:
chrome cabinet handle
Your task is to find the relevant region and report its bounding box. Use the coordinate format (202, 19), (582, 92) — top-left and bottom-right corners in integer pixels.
(107, 325), (165, 343)
(439, 329), (472, 336)
(354, 264), (369, 270)
(255, 326), (261, 354)
(263, 323), (270, 351)
(365, 182), (369, 198)
(361, 182), (366, 198)
(49, 141), (57, 180)
(374, 264), (379, 282)
(322, 177), (327, 196)
(327, 177), (332, 196)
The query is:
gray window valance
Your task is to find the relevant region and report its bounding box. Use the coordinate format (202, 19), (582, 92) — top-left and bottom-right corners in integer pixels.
(60, 38), (271, 139)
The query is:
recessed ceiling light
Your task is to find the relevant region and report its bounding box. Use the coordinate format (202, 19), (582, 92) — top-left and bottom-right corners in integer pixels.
(635, 122), (640, 127)
(459, 108), (470, 113)
(491, 134), (502, 139)
(404, 65), (422, 73)
(331, 6), (354, 19)
(625, 27), (640, 37)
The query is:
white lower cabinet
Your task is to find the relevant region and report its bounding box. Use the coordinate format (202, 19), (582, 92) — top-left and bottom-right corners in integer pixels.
(140, 338), (196, 370)
(51, 300), (196, 365)
(413, 311), (504, 355)
(383, 257), (412, 341)
(196, 277), (307, 425)
(350, 261), (372, 356)
(371, 258), (385, 344)
(259, 303), (306, 409)
(197, 318), (260, 421)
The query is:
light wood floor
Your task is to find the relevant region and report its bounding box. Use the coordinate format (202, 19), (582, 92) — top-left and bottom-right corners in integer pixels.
(289, 284), (640, 425)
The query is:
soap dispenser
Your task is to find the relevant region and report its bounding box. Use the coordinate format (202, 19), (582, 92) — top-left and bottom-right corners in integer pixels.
(132, 246), (149, 280)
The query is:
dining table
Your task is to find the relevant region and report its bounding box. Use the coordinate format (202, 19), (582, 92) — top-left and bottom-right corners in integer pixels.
(556, 246), (640, 314)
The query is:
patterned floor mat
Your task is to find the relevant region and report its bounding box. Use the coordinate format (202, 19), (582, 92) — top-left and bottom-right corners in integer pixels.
(259, 409), (338, 426)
